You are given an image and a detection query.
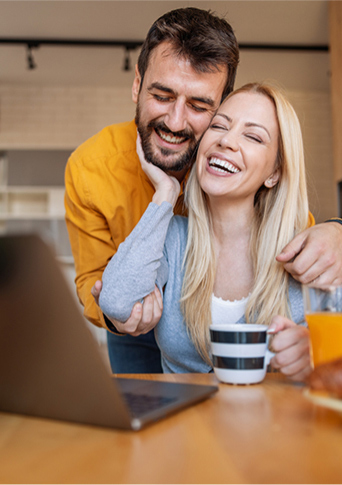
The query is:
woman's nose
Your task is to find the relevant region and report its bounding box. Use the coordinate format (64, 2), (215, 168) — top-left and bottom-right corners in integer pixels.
(218, 130), (239, 151)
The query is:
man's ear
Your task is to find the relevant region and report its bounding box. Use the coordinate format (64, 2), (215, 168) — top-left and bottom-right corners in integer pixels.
(132, 64), (141, 104)
(264, 168), (280, 188)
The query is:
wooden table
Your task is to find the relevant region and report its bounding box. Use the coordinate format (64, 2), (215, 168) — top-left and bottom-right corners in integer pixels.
(1, 373), (342, 484)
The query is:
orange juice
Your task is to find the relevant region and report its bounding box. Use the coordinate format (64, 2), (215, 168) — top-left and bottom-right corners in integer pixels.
(305, 312), (342, 367)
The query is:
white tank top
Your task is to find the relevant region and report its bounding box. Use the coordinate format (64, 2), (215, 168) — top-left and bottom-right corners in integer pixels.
(211, 293), (249, 325)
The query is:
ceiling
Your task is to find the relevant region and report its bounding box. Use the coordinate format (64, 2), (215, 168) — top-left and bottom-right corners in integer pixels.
(0, 1), (331, 90)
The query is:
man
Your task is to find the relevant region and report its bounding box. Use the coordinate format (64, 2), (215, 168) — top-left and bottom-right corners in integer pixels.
(65, 7), (342, 374)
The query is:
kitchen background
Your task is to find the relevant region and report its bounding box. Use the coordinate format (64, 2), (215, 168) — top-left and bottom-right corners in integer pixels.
(0, 0), (336, 348)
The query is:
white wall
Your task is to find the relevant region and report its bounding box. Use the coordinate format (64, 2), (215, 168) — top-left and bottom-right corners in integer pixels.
(288, 90), (335, 222)
(0, 83), (335, 222)
(0, 85), (135, 150)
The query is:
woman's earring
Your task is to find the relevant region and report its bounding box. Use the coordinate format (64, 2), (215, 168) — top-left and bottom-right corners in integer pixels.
(264, 171), (279, 189)
(264, 179), (274, 188)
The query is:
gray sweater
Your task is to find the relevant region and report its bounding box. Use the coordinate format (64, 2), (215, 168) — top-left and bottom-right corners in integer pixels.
(99, 202), (304, 373)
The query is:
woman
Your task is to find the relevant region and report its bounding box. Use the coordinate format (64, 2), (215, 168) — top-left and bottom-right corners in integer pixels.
(99, 82), (311, 379)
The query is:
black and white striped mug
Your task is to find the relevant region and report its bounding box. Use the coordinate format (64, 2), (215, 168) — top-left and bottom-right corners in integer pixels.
(209, 324), (275, 384)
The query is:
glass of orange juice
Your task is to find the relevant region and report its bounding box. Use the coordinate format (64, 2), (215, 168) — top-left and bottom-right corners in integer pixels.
(303, 285), (342, 367)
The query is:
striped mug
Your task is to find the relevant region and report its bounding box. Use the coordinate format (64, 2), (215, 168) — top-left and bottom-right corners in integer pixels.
(209, 324), (275, 385)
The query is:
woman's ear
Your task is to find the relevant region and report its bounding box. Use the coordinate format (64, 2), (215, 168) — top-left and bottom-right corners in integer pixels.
(264, 169), (280, 188)
(132, 64), (141, 104)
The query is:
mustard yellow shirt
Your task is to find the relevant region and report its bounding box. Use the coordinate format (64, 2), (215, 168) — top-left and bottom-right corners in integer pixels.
(65, 120), (186, 328)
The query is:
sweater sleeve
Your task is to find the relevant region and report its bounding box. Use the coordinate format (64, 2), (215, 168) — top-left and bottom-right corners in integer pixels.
(99, 201), (173, 322)
(288, 277), (305, 325)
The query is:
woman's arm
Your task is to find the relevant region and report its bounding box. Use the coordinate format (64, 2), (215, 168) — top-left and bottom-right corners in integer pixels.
(99, 135), (181, 324)
(99, 201), (174, 322)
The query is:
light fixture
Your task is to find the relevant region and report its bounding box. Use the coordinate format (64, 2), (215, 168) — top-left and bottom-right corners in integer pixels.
(123, 47), (131, 72)
(26, 43), (38, 70)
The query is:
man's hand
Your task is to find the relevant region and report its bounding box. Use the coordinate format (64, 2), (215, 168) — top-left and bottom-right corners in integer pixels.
(136, 134), (180, 207)
(268, 315), (312, 382)
(91, 280), (163, 336)
(277, 222), (342, 287)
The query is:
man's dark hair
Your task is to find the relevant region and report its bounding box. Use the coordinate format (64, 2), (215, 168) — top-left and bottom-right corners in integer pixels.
(137, 7), (239, 101)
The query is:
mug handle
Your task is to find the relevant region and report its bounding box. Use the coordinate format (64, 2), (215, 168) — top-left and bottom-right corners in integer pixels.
(265, 348), (275, 368)
(264, 332), (276, 370)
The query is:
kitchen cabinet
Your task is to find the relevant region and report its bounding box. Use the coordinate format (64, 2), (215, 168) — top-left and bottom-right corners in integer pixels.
(0, 150), (107, 347)
(0, 150), (72, 260)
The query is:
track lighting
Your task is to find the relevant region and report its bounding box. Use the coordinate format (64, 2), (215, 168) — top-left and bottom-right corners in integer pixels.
(16, 38), (141, 72)
(0, 37), (329, 73)
(123, 48), (131, 71)
(26, 44), (38, 70)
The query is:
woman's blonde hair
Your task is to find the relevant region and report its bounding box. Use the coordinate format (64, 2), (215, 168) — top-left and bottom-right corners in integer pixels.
(181, 82), (309, 364)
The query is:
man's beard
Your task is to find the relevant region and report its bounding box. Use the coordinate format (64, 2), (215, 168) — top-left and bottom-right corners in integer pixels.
(135, 103), (197, 174)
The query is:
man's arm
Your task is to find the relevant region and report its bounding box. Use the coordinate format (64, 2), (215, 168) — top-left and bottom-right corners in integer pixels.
(277, 221), (342, 287)
(64, 156), (116, 328)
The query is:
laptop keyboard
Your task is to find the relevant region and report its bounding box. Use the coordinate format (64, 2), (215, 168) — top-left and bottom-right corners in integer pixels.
(123, 392), (177, 417)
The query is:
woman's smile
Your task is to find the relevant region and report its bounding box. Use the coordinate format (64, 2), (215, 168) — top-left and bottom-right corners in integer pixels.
(207, 154), (241, 175)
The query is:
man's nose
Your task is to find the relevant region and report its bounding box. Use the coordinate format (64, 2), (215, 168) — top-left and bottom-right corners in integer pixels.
(164, 99), (188, 133)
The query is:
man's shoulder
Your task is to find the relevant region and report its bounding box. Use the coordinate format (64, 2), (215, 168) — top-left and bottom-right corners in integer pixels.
(68, 120), (137, 167)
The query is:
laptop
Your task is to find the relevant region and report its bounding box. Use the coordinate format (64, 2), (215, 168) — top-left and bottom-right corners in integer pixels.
(0, 234), (218, 431)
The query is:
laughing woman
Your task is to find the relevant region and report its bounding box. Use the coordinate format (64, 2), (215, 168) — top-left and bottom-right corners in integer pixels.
(99, 82), (311, 381)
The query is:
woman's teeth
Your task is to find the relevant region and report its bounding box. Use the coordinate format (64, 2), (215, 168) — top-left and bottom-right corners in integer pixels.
(209, 157), (240, 174)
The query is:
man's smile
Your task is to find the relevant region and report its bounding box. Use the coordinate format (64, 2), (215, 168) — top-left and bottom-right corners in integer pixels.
(153, 124), (192, 148)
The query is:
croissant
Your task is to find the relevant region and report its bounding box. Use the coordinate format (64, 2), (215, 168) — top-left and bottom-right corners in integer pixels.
(309, 358), (342, 399)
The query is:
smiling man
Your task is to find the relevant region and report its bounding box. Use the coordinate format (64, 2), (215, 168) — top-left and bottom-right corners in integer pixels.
(133, 44), (226, 178)
(65, 7), (342, 374)
(65, 7), (239, 373)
